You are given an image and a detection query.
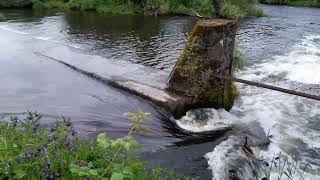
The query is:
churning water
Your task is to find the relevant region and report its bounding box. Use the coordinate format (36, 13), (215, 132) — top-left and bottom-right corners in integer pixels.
(177, 6), (320, 180)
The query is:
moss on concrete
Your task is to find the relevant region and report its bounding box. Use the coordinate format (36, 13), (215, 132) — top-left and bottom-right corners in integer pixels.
(170, 20), (239, 109)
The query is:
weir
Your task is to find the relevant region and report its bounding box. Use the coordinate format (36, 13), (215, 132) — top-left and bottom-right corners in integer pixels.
(117, 18), (239, 118)
(36, 19), (239, 118)
(125, 19), (239, 118)
(37, 18), (320, 119)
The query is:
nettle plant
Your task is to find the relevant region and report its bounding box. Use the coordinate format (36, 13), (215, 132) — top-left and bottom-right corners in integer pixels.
(0, 110), (191, 180)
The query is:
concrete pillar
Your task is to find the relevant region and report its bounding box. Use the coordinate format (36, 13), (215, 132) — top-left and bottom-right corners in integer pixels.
(166, 19), (238, 111)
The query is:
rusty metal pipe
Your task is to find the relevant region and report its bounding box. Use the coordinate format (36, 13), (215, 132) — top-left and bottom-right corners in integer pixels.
(214, 75), (320, 101)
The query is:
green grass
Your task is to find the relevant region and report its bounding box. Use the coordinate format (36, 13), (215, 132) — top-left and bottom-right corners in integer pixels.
(233, 45), (246, 70)
(220, 0), (265, 20)
(0, 110), (194, 179)
(261, 154), (310, 180)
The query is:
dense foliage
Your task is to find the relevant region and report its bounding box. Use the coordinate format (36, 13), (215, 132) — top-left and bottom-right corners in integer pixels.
(0, 0), (214, 16)
(0, 13), (5, 21)
(0, 0), (265, 19)
(0, 111), (192, 179)
(219, 0), (264, 19)
(0, 0), (32, 8)
(260, 0), (320, 7)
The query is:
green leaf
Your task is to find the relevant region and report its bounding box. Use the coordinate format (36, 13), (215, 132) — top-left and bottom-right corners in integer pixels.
(13, 169), (27, 179)
(89, 169), (98, 176)
(0, 137), (7, 150)
(110, 172), (124, 180)
(131, 162), (143, 170)
(69, 163), (90, 176)
(124, 112), (136, 122)
(122, 166), (134, 176)
(111, 138), (123, 148)
(97, 133), (110, 149)
(123, 136), (140, 151)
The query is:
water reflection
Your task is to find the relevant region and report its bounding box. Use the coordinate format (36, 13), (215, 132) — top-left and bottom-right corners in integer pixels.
(63, 12), (196, 70)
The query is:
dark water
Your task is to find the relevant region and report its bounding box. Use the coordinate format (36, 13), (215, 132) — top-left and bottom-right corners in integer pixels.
(0, 10), (197, 150)
(1, 5), (320, 179)
(0, 9), (214, 178)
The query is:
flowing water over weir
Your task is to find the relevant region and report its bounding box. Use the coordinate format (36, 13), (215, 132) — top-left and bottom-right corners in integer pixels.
(0, 5), (320, 179)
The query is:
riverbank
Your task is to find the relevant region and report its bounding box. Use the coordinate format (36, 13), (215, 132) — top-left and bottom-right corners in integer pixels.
(260, 0), (320, 7)
(0, 0), (263, 19)
(0, 111), (194, 179)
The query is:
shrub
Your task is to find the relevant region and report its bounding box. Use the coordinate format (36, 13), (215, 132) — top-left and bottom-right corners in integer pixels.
(219, 0), (264, 19)
(188, 0), (214, 16)
(68, 0), (98, 11)
(144, 0), (170, 15)
(233, 45), (246, 70)
(0, 13), (5, 21)
(0, 0), (33, 8)
(0, 110), (192, 179)
(97, 1), (140, 15)
(220, 1), (246, 20)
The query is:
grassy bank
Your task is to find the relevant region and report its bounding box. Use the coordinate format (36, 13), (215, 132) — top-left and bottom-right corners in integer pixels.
(0, 0), (215, 17)
(260, 0), (320, 7)
(0, 111), (193, 179)
(219, 0), (264, 20)
(0, 0), (264, 19)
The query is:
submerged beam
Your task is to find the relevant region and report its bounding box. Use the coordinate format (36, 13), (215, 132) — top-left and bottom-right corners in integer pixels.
(37, 19), (238, 118)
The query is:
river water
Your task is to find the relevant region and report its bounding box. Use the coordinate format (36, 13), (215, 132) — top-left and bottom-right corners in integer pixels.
(0, 5), (319, 180)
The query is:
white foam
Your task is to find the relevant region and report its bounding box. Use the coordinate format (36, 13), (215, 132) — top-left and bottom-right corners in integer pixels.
(232, 34), (320, 179)
(238, 35), (320, 84)
(0, 25), (29, 35)
(180, 34), (320, 179)
(35, 36), (53, 41)
(176, 108), (239, 132)
(205, 136), (263, 180)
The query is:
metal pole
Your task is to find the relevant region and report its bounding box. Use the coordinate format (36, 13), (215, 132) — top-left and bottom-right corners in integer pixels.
(214, 75), (320, 101)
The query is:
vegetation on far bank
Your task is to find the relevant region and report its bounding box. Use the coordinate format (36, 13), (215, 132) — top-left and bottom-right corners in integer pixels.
(260, 0), (320, 7)
(0, 13), (5, 21)
(219, 0), (264, 20)
(0, 111), (193, 179)
(0, 0), (264, 19)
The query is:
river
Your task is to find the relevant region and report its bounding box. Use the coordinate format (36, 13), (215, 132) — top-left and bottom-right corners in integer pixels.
(0, 5), (319, 180)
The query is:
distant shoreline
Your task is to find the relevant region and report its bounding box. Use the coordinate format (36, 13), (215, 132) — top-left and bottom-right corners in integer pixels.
(259, 0), (320, 8)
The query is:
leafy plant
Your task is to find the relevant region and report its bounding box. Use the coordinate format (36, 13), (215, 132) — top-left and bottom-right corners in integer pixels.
(0, 110), (192, 179)
(260, 153), (311, 180)
(233, 44), (246, 70)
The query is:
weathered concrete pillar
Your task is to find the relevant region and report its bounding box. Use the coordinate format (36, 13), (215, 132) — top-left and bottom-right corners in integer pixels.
(166, 19), (238, 111)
